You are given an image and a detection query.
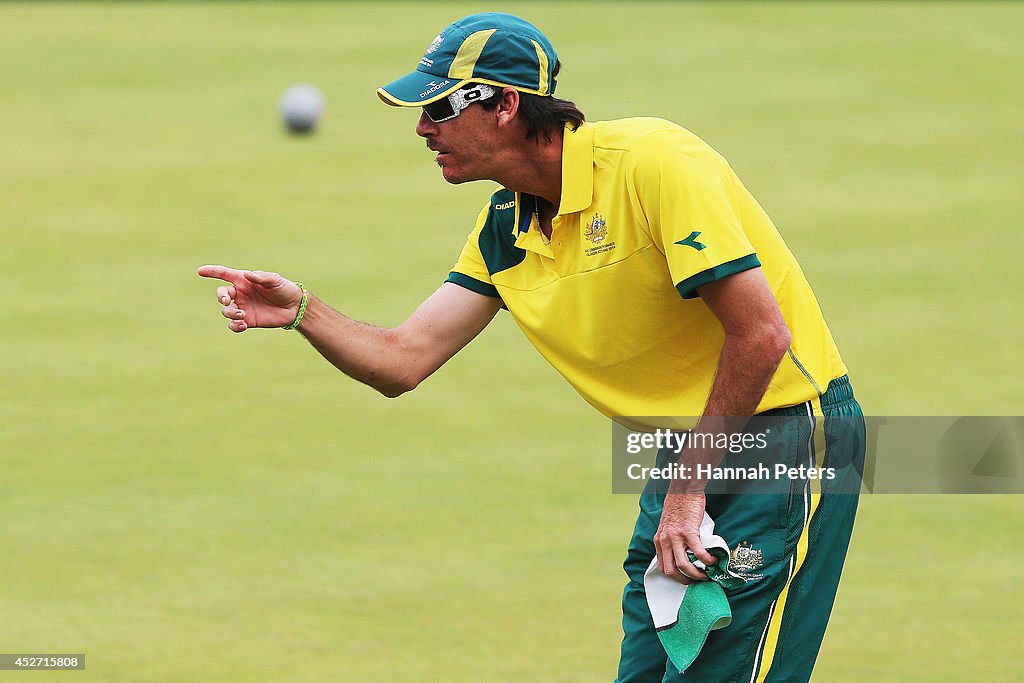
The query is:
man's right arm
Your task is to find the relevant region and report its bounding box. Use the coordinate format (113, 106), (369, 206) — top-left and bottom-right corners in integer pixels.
(197, 265), (501, 398)
(297, 282), (501, 397)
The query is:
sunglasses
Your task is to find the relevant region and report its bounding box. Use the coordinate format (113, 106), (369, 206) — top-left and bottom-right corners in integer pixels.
(422, 83), (498, 123)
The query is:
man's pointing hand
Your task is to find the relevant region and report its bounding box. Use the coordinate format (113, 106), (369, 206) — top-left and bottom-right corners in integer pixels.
(197, 265), (304, 333)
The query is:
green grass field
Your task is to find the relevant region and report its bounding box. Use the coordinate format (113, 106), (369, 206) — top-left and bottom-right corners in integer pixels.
(2, 2), (1022, 681)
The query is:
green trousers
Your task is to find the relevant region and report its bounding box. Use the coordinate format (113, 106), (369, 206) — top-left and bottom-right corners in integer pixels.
(616, 376), (865, 683)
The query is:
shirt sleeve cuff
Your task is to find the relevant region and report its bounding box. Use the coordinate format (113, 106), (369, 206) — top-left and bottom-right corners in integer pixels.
(674, 254), (762, 299)
(446, 271), (501, 298)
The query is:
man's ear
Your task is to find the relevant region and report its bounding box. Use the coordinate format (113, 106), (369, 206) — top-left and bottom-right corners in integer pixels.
(495, 87), (520, 128)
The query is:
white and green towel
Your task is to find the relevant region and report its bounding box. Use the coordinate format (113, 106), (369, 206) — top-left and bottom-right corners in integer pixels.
(644, 514), (747, 674)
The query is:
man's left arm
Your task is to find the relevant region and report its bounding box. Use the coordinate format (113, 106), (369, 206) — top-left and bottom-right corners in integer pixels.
(653, 267), (791, 583)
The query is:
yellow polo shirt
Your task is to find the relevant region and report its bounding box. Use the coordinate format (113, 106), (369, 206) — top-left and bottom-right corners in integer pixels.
(446, 118), (847, 422)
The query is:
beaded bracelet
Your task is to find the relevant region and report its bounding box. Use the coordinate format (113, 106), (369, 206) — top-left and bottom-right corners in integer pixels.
(283, 281), (309, 330)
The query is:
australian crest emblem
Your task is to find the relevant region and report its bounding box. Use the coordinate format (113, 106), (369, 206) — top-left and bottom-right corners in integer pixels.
(729, 541), (764, 573)
(584, 213), (608, 244)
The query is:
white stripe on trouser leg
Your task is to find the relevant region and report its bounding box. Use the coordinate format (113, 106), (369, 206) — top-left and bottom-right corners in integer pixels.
(747, 401), (817, 683)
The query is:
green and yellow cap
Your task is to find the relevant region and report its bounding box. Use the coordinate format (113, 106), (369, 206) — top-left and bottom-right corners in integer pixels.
(377, 12), (558, 107)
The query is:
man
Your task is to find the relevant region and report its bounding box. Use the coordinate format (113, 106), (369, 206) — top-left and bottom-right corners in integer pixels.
(198, 12), (864, 682)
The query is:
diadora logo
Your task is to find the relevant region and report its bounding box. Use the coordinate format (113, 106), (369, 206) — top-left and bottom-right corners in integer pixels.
(419, 79), (451, 98)
(494, 201), (515, 210)
(674, 231), (706, 251)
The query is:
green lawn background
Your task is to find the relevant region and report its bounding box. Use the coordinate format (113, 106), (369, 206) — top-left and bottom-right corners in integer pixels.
(1, 2), (1022, 681)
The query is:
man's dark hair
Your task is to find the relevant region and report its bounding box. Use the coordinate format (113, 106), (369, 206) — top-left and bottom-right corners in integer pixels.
(476, 60), (585, 143)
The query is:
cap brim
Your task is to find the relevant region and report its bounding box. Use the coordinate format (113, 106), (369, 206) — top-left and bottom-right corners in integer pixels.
(377, 70), (468, 107)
